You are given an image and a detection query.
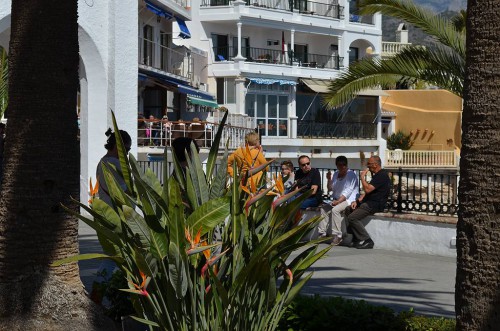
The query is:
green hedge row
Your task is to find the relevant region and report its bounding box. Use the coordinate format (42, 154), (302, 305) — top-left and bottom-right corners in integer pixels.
(278, 295), (455, 331)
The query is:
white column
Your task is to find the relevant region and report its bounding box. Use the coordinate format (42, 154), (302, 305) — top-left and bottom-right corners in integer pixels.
(237, 22), (243, 59)
(289, 85), (297, 138)
(291, 29), (295, 53)
(235, 77), (246, 115)
(337, 35), (343, 68)
(234, 21), (245, 62)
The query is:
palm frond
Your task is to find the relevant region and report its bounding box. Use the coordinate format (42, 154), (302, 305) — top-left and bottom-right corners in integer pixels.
(359, 0), (465, 56)
(323, 46), (463, 108)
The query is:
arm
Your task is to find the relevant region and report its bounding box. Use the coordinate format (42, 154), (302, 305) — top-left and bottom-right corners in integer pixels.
(360, 168), (376, 194)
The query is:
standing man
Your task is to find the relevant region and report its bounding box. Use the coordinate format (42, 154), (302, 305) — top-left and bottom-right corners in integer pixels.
(295, 155), (323, 209)
(319, 156), (359, 243)
(344, 155), (390, 249)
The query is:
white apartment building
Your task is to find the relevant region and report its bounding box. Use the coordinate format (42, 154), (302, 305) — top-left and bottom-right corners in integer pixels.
(0, 0), (386, 203)
(177, 0), (386, 169)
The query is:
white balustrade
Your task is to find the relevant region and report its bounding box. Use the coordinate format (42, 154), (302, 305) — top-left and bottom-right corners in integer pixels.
(385, 150), (458, 168)
(381, 42), (412, 57)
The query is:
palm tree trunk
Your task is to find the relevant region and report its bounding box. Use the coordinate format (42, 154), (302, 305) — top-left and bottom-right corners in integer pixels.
(456, 0), (500, 329)
(0, 1), (113, 329)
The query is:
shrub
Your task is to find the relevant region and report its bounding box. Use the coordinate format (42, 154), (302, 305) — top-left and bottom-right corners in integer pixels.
(278, 295), (455, 331)
(387, 130), (413, 150)
(56, 111), (331, 330)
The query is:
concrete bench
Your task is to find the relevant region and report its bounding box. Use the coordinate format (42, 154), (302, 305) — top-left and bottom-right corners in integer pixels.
(297, 206), (457, 257)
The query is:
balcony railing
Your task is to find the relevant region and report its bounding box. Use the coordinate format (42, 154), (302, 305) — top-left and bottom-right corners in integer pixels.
(138, 119), (254, 149)
(139, 36), (194, 81)
(385, 150), (458, 169)
(381, 41), (412, 57)
(201, 0), (344, 19)
(297, 121), (377, 139)
(349, 13), (374, 24)
(213, 46), (343, 69)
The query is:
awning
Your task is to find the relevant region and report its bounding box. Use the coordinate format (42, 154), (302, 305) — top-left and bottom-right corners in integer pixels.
(248, 77), (297, 85)
(178, 84), (215, 100)
(145, 0), (173, 19)
(300, 78), (331, 93)
(357, 89), (390, 96)
(175, 17), (191, 39)
(139, 71), (216, 100)
(188, 96), (219, 108)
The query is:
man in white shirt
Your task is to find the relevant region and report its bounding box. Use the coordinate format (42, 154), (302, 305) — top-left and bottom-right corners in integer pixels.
(319, 156), (359, 243)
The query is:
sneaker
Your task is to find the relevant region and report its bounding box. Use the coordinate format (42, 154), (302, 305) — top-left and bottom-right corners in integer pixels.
(356, 238), (375, 249)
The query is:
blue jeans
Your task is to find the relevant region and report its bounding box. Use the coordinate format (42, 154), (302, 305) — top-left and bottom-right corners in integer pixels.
(301, 196), (321, 209)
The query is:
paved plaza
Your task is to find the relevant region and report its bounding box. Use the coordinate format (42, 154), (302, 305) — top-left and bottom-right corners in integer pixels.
(78, 221), (456, 318)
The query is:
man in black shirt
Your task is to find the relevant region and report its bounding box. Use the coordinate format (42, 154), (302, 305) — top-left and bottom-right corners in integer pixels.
(294, 155), (323, 209)
(344, 155), (391, 249)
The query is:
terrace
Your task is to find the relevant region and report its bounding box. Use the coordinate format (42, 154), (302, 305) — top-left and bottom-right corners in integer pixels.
(213, 46), (343, 69)
(201, 0), (344, 19)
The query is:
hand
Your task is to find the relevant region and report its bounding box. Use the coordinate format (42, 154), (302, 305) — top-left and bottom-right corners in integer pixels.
(350, 201), (357, 209)
(331, 199), (339, 206)
(361, 168), (369, 178)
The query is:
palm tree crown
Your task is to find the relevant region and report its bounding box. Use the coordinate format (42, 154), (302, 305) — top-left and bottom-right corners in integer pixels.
(323, 0), (466, 109)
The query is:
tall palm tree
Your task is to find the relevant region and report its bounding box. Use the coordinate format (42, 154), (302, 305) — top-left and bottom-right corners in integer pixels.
(456, 0), (500, 328)
(0, 1), (112, 329)
(323, 0), (465, 108)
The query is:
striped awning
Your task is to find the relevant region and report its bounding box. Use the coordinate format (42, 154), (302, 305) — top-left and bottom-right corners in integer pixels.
(248, 77), (297, 85)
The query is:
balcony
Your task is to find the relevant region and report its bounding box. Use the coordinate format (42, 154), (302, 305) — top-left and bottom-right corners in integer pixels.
(138, 118), (254, 150)
(385, 150), (458, 169)
(381, 41), (412, 58)
(201, 0), (344, 19)
(139, 36), (201, 82)
(213, 46), (343, 70)
(297, 121), (377, 139)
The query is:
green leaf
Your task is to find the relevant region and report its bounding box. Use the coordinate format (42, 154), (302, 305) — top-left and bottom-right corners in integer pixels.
(168, 242), (188, 299)
(91, 199), (123, 233)
(186, 197), (230, 236)
(206, 111), (228, 179)
(129, 315), (160, 327)
(52, 253), (119, 266)
(111, 110), (134, 195)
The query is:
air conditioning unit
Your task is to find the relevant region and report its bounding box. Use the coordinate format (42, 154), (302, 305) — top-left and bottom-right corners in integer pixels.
(199, 83), (208, 92)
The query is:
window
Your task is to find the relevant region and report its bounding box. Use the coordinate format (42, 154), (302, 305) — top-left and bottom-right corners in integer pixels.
(349, 47), (359, 65)
(232, 37), (250, 58)
(212, 34), (229, 61)
(216, 78), (236, 104)
(246, 85), (289, 137)
(143, 25), (154, 66)
(160, 31), (171, 71)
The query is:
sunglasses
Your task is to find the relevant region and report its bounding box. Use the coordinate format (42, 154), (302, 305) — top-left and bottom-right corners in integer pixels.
(300, 162), (310, 167)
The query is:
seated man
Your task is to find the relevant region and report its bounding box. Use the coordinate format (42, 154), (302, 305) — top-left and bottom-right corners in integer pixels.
(294, 155), (322, 209)
(343, 155), (391, 249)
(319, 156), (359, 244)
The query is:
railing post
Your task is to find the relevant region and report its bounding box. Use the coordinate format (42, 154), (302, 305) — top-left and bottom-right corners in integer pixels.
(396, 167), (403, 213)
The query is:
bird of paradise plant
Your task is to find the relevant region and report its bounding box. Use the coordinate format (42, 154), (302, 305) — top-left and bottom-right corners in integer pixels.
(54, 110), (331, 330)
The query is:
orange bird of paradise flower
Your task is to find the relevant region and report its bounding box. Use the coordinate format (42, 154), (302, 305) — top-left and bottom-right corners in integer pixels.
(88, 178), (99, 204)
(185, 227), (202, 253)
(128, 270), (150, 297)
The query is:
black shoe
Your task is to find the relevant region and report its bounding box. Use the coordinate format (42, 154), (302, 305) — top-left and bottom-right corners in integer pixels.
(340, 240), (358, 248)
(356, 238), (374, 249)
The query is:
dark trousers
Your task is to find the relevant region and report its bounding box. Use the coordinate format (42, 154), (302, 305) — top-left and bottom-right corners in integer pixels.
(344, 203), (374, 241)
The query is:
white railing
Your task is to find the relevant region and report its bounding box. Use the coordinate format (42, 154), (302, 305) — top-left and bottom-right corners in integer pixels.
(381, 42), (412, 57)
(138, 119), (253, 149)
(138, 37), (199, 81)
(385, 150), (458, 168)
(208, 111), (254, 129)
